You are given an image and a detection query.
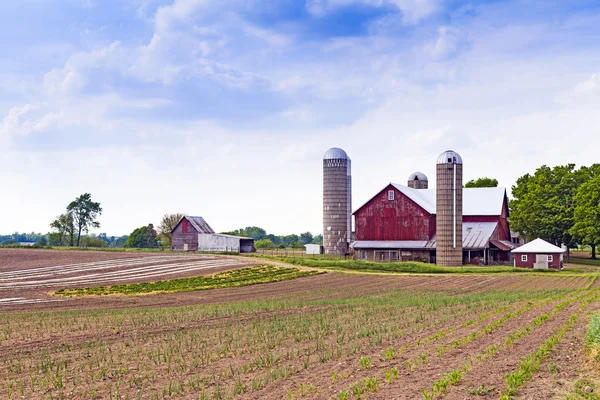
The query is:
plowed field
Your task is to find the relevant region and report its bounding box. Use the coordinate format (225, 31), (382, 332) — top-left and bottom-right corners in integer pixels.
(1, 249), (600, 399)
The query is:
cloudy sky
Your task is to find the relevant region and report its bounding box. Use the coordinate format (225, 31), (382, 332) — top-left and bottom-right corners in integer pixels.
(1, 0), (600, 236)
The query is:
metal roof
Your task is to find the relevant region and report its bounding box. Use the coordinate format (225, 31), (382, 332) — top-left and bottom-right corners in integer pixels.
(436, 150), (463, 165)
(381, 185), (507, 216)
(211, 233), (254, 240)
(171, 216), (215, 234)
(511, 238), (564, 254)
(490, 240), (518, 251)
(323, 147), (350, 160)
(463, 222), (498, 249)
(408, 171), (428, 181)
(351, 221), (498, 250)
(427, 222), (498, 250)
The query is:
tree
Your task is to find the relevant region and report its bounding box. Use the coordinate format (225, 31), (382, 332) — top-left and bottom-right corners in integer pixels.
(157, 213), (186, 246)
(126, 224), (159, 248)
(255, 239), (275, 249)
(37, 236), (48, 247)
(510, 164), (585, 251)
(299, 232), (314, 245)
(312, 234), (323, 245)
(66, 193), (102, 247)
(465, 177), (498, 188)
(50, 213), (75, 246)
(570, 176), (600, 259)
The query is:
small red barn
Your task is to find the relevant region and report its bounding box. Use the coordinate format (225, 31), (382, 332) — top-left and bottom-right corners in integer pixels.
(511, 238), (564, 269)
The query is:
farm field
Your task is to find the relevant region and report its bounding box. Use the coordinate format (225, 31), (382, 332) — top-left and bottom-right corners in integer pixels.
(1, 249), (600, 399)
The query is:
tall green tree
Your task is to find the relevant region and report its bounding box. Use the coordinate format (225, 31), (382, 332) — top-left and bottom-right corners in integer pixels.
(465, 177), (498, 188)
(510, 164), (585, 250)
(570, 176), (600, 259)
(50, 212), (76, 246)
(158, 212), (186, 246)
(67, 193), (102, 247)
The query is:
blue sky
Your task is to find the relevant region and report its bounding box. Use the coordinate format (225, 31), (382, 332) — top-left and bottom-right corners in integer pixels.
(2, 0), (600, 236)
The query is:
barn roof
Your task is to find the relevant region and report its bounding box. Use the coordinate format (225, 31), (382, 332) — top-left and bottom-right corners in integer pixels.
(511, 238), (564, 254)
(171, 216), (215, 234)
(354, 184), (507, 216)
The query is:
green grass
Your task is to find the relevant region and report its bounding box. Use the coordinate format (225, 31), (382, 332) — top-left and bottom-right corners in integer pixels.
(54, 266), (322, 296)
(245, 255), (560, 275)
(569, 258), (600, 267)
(586, 313), (600, 365)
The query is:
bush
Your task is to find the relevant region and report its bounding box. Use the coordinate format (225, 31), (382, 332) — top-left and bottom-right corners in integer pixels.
(0, 239), (19, 246)
(255, 239), (275, 249)
(80, 237), (108, 248)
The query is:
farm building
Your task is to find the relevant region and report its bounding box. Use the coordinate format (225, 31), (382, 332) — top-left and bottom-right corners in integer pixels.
(305, 244), (324, 254)
(171, 216), (255, 253)
(511, 238), (564, 269)
(351, 177), (517, 265)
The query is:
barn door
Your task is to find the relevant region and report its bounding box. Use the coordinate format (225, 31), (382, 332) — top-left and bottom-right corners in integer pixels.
(184, 243), (189, 251)
(534, 254), (548, 269)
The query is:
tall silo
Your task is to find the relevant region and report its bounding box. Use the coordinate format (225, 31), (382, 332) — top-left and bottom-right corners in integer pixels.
(436, 150), (463, 266)
(323, 148), (352, 255)
(408, 172), (428, 189)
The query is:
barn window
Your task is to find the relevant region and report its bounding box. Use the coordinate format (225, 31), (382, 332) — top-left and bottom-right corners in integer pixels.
(547, 255), (553, 262)
(388, 190), (395, 200)
(391, 251), (398, 260)
(521, 255), (527, 262)
(361, 250), (367, 259)
(182, 219), (188, 233)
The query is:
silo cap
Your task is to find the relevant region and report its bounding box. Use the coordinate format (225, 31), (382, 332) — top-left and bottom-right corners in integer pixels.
(324, 147), (350, 160)
(408, 172), (428, 181)
(436, 150), (463, 165)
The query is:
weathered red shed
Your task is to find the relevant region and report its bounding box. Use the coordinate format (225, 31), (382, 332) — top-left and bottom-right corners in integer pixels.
(351, 183), (516, 264)
(511, 238), (564, 269)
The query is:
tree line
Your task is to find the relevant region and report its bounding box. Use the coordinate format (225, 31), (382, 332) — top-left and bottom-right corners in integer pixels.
(221, 227), (323, 249)
(510, 164), (600, 258)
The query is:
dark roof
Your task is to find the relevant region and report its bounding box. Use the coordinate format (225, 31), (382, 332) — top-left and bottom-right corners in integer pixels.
(490, 240), (518, 251)
(171, 216), (215, 234)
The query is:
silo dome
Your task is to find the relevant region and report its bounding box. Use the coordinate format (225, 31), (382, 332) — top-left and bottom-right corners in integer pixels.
(324, 147), (350, 160)
(437, 150), (463, 165)
(408, 172), (428, 182)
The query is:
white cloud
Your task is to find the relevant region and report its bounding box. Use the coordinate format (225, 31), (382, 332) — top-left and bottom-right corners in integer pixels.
(305, 0), (441, 24)
(422, 26), (463, 59)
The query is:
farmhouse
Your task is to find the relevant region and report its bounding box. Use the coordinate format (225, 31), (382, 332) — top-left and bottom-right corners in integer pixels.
(351, 177), (517, 264)
(171, 216), (255, 253)
(511, 238), (564, 269)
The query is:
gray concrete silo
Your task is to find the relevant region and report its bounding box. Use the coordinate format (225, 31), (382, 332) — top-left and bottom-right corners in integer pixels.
(436, 150), (463, 266)
(408, 172), (428, 189)
(323, 148), (352, 255)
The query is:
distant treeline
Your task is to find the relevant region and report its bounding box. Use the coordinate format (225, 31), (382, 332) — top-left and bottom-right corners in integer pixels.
(0, 232), (128, 248)
(221, 227), (323, 249)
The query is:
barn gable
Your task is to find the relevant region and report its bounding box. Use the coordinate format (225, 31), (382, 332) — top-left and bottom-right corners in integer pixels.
(354, 184), (434, 241)
(171, 216), (215, 234)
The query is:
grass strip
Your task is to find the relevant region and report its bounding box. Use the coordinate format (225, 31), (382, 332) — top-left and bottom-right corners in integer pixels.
(246, 255), (561, 275)
(54, 266), (323, 296)
(586, 313), (600, 364)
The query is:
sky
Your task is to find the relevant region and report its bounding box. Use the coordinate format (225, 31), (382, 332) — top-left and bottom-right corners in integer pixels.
(1, 0), (600, 237)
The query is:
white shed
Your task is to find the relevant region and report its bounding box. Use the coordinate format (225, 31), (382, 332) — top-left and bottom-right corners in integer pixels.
(305, 244), (323, 255)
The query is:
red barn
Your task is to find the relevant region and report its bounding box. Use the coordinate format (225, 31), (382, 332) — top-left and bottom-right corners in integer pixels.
(511, 239), (564, 269)
(351, 183), (516, 264)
